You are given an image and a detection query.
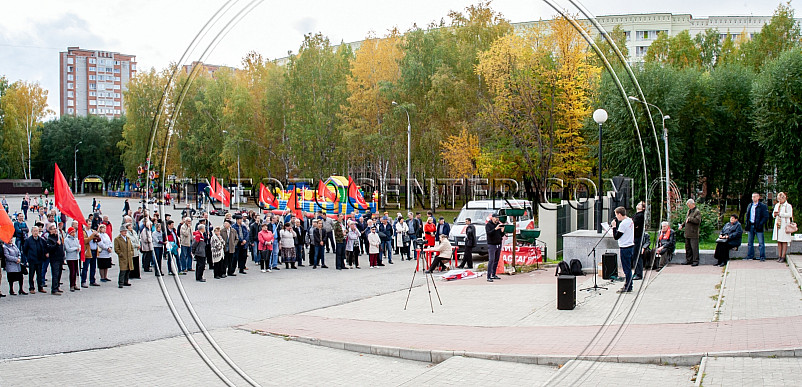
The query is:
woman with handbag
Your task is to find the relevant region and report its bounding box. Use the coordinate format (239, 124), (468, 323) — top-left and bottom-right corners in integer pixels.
(394, 215), (409, 260)
(772, 192), (794, 263)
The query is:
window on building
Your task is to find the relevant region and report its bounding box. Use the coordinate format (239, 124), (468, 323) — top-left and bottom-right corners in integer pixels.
(89, 100), (96, 105)
(114, 101), (121, 106)
(67, 83), (74, 89)
(624, 31), (631, 41)
(115, 77), (120, 81)
(67, 99), (74, 106)
(89, 67), (96, 72)
(114, 60), (120, 65)
(67, 74), (74, 81)
(67, 91), (74, 98)
(89, 58), (96, 64)
(132, 64), (136, 71)
(114, 68), (120, 73)
(89, 75), (96, 80)
(89, 91), (96, 97)
(636, 46), (649, 57)
(67, 57), (74, 64)
(106, 67), (113, 72)
(68, 108), (74, 114)
(115, 93), (120, 98)
(67, 66), (73, 72)
(115, 109), (121, 114)
(89, 83), (96, 90)
(90, 108), (96, 114)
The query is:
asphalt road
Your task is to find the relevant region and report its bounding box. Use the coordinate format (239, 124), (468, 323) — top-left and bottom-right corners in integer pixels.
(0, 194), (420, 359)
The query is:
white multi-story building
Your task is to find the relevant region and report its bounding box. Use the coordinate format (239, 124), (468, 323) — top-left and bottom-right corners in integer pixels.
(59, 46), (136, 118)
(514, 13), (779, 61)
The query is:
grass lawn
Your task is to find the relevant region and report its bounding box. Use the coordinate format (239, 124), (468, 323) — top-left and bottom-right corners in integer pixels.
(648, 230), (779, 250)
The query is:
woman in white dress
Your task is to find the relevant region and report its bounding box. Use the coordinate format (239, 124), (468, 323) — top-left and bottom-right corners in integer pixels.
(772, 192), (794, 263)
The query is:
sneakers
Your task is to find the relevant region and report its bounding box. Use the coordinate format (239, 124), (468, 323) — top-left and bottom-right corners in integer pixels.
(616, 288), (632, 293)
(261, 269), (267, 273)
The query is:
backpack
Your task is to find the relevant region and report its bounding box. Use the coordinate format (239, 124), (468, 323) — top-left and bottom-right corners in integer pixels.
(555, 260), (571, 276)
(569, 259), (585, 276)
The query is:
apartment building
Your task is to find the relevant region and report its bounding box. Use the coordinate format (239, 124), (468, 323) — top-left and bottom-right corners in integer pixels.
(59, 46), (136, 117)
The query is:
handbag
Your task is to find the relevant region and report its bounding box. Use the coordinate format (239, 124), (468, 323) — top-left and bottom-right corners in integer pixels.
(786, 218), (798, 234)
(21, 264), (28, 275)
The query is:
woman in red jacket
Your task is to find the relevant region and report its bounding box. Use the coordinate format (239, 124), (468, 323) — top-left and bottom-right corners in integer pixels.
(423, 217), (436, 247)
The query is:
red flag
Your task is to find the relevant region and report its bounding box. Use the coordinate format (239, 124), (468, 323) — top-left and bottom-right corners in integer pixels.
(286, 189), (303, 219)
(54, 163), (88, 259)
(218, 183), (231, 208)
(318, 180), (337, 202)
(0, 207), (13, 243)
(259, 183), (279, 208)
(209, 176), (218, 197)
(347, 176), (368, 209)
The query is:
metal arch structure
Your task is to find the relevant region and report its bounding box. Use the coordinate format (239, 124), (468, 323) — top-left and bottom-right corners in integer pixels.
(80, 175), (106, 195)
(539, 1), (670, 385)
(646, 177), (682, 227)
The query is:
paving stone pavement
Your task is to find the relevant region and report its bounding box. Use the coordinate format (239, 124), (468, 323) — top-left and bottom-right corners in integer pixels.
(398, 356), (558, 386)
(0, 328), (433, 386)
(545, 359), (695, 387)
(699, 356), (802, 386)
(718, 260), (802, 321)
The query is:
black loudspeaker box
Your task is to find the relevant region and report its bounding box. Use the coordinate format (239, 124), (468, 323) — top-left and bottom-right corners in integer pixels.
(602, 252), (618, 279)
(557, 275), (576, 310)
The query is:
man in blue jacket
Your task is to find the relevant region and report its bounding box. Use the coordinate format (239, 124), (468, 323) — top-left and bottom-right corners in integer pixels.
(13, 213), (29, 251)
(378, 217), (394, 265)
(744, 192), (769, 261)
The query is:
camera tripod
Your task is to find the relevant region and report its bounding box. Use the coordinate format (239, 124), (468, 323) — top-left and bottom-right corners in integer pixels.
(404, 240), (443, 313)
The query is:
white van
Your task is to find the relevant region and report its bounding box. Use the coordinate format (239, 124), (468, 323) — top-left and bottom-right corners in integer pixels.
(448, 199), (535, 254)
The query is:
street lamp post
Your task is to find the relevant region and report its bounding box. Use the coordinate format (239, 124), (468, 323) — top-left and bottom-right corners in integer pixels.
(629, 96), (671, 223)
(74, 141), (82, 193)
(593, 109), (608, 233)
(392, 101), (412, 209)
(222, 130), (241, 208)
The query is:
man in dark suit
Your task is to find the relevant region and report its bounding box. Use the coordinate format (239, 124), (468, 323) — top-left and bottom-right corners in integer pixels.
(458, 218), (476, 269)
(744, 192), (769, 261)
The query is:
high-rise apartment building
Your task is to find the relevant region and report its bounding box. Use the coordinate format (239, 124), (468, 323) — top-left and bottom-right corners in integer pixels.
(59, 46), (136, 117)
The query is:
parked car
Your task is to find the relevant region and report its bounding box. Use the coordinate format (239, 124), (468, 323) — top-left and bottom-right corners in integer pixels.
(448, 200), (535, 255)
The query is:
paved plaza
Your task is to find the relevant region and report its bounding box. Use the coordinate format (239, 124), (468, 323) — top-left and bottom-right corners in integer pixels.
(1, 195), (801, 385)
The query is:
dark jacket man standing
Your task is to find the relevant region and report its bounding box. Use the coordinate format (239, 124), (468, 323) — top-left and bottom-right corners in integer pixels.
(485, 214), (504, 282)
(458, 218), (476, 269)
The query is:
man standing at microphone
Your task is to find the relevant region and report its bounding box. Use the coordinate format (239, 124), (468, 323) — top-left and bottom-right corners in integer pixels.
(611, 207), (635, 293)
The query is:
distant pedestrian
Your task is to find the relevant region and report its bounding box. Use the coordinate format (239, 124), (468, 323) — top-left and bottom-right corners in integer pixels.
(127, 223), (141, 279)
(744, 192), (769, 261)
(368, 226), (381, 268)
(45, 224), (65, 295)
(3, 240), (25, 295)
(21, 197), (29, 220)
(772, 192), (794, 263)
(257, 223), (273, 272)
(679, 199), (701, 266)
(1, 196), (8, 213)
(210, 226), (224, 279)
(23, 226), (47, 293)
(114, 226), (134, 288)
(485, 214), (504, 282)
(280, 222), (297, 270)
(346, 221), (361, 269)
(458, 218), (475, 269)
(64, 224), (81, 292)
(96, 224), (113, 282)
(192, 224), (208, 282)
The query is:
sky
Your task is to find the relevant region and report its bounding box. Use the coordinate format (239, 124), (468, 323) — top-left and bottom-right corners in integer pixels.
(0, 0), (784, 117)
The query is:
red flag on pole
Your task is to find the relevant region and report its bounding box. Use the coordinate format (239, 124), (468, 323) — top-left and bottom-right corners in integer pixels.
(209, 176), (218, 197)
(286, 188), (303, 219)
(259, 183), (279, 209)
(347, 176), (368, 209)
(318, 180), (337, 202)
(54, 163), (88, 259)
(217, 182), (231, 208)
(0, 207), (13, 243)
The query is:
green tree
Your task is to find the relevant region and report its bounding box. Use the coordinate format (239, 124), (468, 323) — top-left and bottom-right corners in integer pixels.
(695, 28), (722, 70)
(0, 80), (51, 179)
(740, 2), (801, 70)
(285, 33), (352, 178)
(752, 48), (802, 200)
(39, 115), (125, 186)
(645, 30), (701, 68)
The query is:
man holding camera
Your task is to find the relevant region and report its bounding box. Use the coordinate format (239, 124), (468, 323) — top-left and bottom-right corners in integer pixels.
(485, 213), (504, 282)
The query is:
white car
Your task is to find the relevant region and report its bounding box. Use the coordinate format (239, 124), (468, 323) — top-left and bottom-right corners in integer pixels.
(448, 200), (535, 254)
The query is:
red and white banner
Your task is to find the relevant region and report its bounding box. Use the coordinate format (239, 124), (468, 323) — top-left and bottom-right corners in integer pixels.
(500, 245), (542, 267)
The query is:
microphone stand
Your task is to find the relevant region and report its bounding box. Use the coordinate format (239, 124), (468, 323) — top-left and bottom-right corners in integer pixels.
(580, 225), (612, 292)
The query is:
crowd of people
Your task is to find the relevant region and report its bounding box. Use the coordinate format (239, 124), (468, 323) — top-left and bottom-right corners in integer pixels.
(1, 196), (479, 296)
